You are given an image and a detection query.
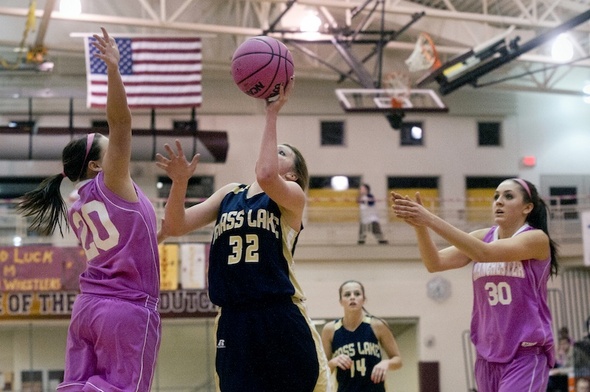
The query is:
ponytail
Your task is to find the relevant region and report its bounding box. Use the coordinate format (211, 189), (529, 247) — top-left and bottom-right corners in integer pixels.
(512, 178), (559, 276)
(17, 133), (100, 237)
(17, 173), (68, 236)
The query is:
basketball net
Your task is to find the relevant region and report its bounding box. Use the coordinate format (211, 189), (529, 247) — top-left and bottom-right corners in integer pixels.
(405, 32), (442, 72)
(382, 71), (411, 109)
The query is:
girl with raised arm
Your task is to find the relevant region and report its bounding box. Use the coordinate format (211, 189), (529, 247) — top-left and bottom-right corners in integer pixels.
(391, 178), (558, 392)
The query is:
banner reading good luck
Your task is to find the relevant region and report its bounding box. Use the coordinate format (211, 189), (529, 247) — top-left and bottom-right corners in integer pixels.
(0, 246), (86, 292)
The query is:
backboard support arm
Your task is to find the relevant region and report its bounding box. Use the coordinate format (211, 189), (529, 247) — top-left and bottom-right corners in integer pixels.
(436, 10), (590, 95)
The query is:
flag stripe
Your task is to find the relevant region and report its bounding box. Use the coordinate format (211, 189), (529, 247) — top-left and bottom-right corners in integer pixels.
(85, 36), (202, 109)
(132, 64), (202, 72)
(133, 53), (202, 61)
(91, 91), (202, 96)
(90, 74), (201, 83)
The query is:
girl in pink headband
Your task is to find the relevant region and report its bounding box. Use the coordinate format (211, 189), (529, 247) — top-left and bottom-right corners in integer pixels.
(391, 178), (558, 392)
(18, 27), (162, 392)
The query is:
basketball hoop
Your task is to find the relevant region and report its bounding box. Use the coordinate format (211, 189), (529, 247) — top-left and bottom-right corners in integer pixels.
(382, 71), (411, 109)
(405, 33), (442, 72)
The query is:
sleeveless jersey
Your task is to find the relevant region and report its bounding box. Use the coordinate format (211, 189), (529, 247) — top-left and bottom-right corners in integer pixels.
(471, 224), (555, 366)
(208, 184), (306, 307)
(68, 171), (160, 302)
(332, 316), (385, 392)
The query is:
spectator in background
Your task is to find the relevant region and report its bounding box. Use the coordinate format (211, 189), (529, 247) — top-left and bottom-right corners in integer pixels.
(576, 377), (590, 392)
(574, 316), (590, 379)
(556, 327), (574, 368)
(548, 327), (574, 392)
(358, 183), (388, 245)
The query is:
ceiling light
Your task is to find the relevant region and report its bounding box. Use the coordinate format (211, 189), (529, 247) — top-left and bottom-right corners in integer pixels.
(583, 82), (590, 95)
(331, 176), (349, 191)
(300, 11), (322, 33)
(281, 4), (321, 32)
(551, 34), (574, 62)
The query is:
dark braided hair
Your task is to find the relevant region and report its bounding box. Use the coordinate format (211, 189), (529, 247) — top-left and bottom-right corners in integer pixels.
(17, 133), (101, 236)
(510, 178), (559, 276)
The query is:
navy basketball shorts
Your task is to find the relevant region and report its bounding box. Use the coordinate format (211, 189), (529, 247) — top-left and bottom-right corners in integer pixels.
(214, 299), (329, 392)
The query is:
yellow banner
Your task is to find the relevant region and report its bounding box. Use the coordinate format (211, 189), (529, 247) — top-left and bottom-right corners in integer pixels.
(159, 244), (179, 290)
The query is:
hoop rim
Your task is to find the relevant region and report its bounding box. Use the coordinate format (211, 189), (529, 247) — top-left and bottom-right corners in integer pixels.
(406, 32), (442, 72)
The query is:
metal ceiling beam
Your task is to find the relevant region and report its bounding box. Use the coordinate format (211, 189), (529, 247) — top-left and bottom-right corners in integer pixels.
(0, 1), (588, 97)
(0, 7), (262, 36)
(329, 36), (375, 87)
(1, 1), (589, 35)
(33, 0), (57, 50)
(259, 0), (590, 30)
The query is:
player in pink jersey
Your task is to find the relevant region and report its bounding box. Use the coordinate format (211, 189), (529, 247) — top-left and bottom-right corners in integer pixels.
(18, 28), (162, 391)
(391, 178), (558, 392)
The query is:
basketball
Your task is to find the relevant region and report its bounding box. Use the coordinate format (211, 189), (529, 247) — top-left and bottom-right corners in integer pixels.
(231, 36), (294, 100)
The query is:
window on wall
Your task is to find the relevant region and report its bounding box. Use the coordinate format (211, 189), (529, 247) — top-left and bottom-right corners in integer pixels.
(0, 177), (46, 200)
(91, 120), (108, 129)
(157, 176), (214, 206)
(307, 175), (361, 222)
(549, 186), (578, 220)
(321, 121), (345, 146)
(465, 176), (514, 222)
(21, 370), (43, 391)
(387, 176), (439, 220)
(173, 120), (198, 132)
(400, 122), (424, 146)
(0, 177), (53, 238)
(8, 120), (36, 129)
(478, 122), (501, 146)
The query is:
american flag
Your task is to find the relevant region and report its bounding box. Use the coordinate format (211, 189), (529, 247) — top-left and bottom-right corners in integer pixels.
(84, 36), (202, 109)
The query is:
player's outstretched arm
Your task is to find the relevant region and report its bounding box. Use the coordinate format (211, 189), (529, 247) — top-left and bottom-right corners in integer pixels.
(156, 140), (237, 236)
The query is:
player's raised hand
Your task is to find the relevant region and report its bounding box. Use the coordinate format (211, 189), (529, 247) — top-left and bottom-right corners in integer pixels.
(266, 77), (294, 114)
(92, 27), (120, 68)
(156, 139), (200, 182)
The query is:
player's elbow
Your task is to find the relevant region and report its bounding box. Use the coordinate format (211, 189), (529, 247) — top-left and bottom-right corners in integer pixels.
(425, 262), (443, 273)
(255, 169), (277, 188)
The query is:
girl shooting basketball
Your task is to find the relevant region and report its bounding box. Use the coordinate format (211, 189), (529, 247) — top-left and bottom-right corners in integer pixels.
(391, 178), (558, 392)
(156, 80), (330, 392)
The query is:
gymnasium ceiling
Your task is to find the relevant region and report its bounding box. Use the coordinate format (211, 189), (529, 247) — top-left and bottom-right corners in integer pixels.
(0, 0), (590, 107)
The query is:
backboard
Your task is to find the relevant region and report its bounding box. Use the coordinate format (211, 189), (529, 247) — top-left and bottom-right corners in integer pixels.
(335, 88), (448, 113)
(415, 26), (516, 89)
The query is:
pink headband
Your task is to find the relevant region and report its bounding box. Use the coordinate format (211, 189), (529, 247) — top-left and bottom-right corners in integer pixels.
(77, 133), (95, 180)
(511, 178), (531, 199)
